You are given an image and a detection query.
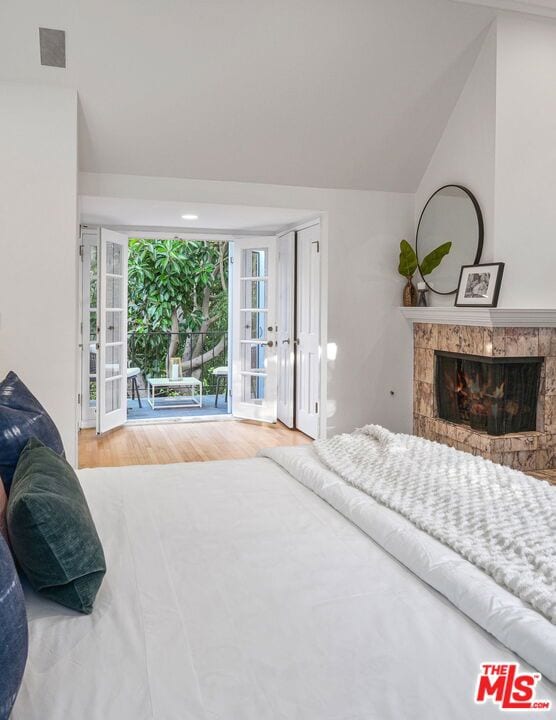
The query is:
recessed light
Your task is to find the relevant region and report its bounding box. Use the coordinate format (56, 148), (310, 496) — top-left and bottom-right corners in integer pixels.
(181, 214), (198, 220)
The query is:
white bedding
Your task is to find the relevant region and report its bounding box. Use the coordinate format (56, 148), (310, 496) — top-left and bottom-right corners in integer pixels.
(313, 424), (556, 623)
(13, 450), (556, 719)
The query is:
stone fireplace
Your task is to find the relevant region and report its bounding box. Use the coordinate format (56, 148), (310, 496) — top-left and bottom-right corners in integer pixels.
(410, 318), (556, 473)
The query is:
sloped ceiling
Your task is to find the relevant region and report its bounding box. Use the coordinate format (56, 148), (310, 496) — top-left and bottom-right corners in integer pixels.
(0, 0), (496, 192)
(452, 0), (556, 18)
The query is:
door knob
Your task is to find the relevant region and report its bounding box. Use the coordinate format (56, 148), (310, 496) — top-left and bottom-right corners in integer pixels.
(263, 340), (274, 348)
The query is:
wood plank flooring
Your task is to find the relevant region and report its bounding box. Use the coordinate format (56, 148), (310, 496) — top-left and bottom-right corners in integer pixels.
(79, 420), (312, 469)
(528, 469), (556, 485)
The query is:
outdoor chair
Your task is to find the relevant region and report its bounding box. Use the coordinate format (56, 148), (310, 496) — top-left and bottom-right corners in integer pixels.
(212, 366), (228, 407)
(127, 367), (142, 408)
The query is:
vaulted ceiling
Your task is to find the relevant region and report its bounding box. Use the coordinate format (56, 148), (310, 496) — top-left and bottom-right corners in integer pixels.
(0, 0), (502, 192)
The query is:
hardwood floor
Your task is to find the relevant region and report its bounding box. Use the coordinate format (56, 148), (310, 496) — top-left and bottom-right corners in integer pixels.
(528, 469), (556, 486)
(78, 419), (312, 469)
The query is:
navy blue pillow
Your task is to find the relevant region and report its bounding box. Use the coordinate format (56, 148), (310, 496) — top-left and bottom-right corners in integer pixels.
(0, 372), (65, 493)
(0, 533), (28, 720)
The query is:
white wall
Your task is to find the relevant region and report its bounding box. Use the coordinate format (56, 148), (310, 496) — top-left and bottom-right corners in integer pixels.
(80, 172), (415, 435)
(414, 23), (498, 306)
(415, 16), (556, 310)
(494, 14), (556, 307)
(0, 82), (78, 464)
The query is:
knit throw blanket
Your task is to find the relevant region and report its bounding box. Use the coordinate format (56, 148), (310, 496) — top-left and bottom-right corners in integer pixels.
(314, 425), (556, 623)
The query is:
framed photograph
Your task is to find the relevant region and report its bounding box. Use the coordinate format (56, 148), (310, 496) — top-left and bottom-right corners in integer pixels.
(455, 262), (505, 307)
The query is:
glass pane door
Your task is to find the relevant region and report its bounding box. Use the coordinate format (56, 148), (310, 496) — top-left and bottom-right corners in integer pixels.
(80, 228), (100, 428)
(232, 238), (277, 422)
(97, 229), (128, 434)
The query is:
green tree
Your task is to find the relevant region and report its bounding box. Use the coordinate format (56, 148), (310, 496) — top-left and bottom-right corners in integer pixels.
(128, 238), (228, 378)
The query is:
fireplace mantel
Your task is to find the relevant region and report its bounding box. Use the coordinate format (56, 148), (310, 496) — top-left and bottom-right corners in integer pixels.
(400, 307), (556, 328)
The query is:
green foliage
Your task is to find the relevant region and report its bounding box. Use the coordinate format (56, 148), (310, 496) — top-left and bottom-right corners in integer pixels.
(128, 238), (227, 332)
(127, 239), (229, 384)
(397, 238), (452, 279)
(419, 241), (452, 277)
(398, 239), (418, 278)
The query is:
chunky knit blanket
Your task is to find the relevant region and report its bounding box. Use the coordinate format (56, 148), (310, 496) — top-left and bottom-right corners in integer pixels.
(314, 425), (556, 623)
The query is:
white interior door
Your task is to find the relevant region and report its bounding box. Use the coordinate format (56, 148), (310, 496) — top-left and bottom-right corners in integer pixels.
(97, 228), (128, 434)
(276, 231), (295, 428)
(231, 237), (277, 423)
(295, 223), (321, 438)
(80, 227), (100, 428)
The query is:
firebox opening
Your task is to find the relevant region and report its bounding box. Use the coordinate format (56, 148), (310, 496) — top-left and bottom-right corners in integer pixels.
(435, 351), (542, 436)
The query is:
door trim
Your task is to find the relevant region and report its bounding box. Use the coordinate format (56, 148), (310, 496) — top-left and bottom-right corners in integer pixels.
(79, 227), (100, 429)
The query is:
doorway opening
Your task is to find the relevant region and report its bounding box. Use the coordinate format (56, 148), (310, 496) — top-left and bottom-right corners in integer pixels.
(80, 232), (231, 429)
(126, 237), (230, 421)
(78, 201), (324, 444)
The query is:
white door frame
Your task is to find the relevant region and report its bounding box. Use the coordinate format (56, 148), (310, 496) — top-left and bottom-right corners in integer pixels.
(79, 226), (100, 429)
(76, 220), (327, 436)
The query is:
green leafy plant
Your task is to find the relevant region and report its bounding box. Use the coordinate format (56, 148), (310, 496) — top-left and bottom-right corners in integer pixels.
(398, 239), (418, 278)
(127, 238), (228, 385)
(397, 239), (452, 279)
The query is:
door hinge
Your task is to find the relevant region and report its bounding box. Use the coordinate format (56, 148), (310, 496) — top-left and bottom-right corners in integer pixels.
(77, 393), (82, 405)
(79, 245), (84, 258)
(312, 240), (320, 253)
(315, 401), (319, 414)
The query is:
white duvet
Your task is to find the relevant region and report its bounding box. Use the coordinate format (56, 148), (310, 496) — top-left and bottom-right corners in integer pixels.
(313, 424), (556, 623)
(13, 448), (556, 720)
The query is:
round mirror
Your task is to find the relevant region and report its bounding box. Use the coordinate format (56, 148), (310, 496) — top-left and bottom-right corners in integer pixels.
(416, 185), (483, 295)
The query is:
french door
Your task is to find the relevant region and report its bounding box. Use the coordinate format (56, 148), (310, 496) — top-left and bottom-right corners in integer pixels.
(80, 227), (100, 428)
(295, 223), (321, 439)
(96, 229), (129, 434)
(231, 237), (278, 423)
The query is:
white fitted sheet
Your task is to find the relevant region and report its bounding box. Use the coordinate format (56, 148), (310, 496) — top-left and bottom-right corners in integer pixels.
(13, 452), (556, 719)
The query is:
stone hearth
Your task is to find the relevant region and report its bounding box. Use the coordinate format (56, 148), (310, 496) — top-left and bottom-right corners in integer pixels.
(413, 323), (556, 473)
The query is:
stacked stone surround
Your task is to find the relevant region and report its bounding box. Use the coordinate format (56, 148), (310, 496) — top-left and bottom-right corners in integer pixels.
(413, 323), (556, 472)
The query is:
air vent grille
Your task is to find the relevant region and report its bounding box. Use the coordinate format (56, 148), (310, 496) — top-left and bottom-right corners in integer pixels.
(39, 28), (66, 68)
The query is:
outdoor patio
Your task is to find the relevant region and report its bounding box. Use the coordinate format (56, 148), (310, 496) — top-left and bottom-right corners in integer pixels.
(126, 394), (229, 421)
(125, 328), (229, 421)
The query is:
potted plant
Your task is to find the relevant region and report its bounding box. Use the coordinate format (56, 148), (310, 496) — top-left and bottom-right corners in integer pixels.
(398, 239), (452, 307)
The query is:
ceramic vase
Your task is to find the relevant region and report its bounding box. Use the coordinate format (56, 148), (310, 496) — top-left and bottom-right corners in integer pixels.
(402, 277), (417, 307)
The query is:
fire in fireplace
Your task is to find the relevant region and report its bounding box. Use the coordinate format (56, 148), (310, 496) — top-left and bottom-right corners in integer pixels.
(435, 351), (542, 436)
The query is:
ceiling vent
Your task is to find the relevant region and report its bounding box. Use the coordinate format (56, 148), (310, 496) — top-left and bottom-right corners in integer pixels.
(39, 28), (66, 68)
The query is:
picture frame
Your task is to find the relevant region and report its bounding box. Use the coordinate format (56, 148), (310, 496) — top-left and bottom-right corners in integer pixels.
(455, 262), (505, 307)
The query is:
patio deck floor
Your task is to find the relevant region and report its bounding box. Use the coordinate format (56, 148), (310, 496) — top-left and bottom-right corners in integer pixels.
(126, 394), (229, 421)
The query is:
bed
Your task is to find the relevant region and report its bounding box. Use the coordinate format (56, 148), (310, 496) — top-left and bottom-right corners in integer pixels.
(12, 445), (556, 719)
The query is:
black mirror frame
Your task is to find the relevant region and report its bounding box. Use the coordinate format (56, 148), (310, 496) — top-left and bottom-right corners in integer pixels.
(415, 184), (484, 296)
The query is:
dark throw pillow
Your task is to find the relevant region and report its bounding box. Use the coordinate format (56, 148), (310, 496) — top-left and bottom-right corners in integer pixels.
(0, 532), (28, 720)
(0, 371), (65, 493)
(7, 439), (106, 615)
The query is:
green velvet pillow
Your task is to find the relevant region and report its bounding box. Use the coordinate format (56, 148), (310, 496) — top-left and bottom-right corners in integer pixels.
(7, 438), (106, 614)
